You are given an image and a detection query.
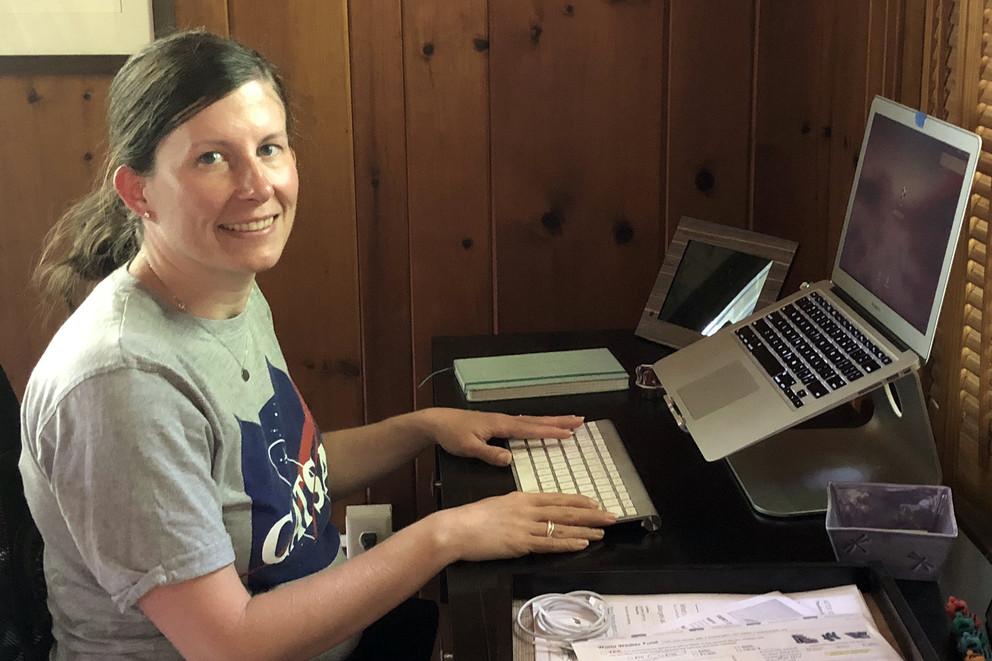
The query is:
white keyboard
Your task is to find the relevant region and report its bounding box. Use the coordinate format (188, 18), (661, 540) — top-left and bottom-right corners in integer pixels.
(508, 419), (654, 520)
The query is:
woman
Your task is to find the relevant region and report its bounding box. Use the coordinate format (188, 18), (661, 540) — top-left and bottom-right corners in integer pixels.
(20, 30), (615, 660)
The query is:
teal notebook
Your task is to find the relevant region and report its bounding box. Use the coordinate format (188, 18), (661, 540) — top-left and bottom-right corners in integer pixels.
(453, 348), (629, 402)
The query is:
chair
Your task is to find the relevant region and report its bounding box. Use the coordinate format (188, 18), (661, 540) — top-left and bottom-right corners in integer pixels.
(0, 365), (52, 660)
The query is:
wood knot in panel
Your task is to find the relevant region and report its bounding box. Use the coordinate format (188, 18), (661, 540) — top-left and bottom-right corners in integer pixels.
(26, 88), (41, 104)
(530, 24), (543, 45)
(801, 121), (811, 135)
(563, 4), (575, 16)
(82, 90), (92, 101)
(422, 42), (435, 57)
(613, 220), (634, 244)
(329, 359), (361, 378)
(306, 358), (361, 378)
(461, 237), (474, 249)
(83, 152), (93, 162)
(473, 38), (489, 52)
(694, 168), (715, 193)
(369, 165), (380, 190)
(540, 209), (563, 235)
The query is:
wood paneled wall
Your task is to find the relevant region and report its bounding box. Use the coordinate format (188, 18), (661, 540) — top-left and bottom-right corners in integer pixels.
(1, 68), (114, 418)
(0, 0), (925, 528)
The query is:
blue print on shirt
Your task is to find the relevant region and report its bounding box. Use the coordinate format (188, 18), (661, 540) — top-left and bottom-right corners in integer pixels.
(239, 360), (338, 593)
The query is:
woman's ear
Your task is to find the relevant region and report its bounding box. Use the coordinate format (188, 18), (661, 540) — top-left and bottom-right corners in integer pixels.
(112, 165), (152, 219)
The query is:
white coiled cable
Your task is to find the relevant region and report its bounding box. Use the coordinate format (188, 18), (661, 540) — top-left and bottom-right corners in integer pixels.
(513, 590), (611, 651)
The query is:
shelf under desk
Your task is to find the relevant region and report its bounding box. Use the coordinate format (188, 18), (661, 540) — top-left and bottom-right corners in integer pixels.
(431, 330), (951, 660)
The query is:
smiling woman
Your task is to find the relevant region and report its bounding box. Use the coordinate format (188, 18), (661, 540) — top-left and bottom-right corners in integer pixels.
(116, 77), (299, 319)
(19, 29), (615, 661)
(33, 30), (297, 317)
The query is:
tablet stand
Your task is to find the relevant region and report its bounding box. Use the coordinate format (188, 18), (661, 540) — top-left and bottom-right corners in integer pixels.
(725, 371), (942, 517)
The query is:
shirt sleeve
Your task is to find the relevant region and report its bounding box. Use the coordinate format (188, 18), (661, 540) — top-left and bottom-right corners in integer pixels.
(41, 366), (236, 612)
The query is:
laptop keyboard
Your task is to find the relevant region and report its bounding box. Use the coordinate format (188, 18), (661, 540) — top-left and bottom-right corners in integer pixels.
(735, 291), (893, 409)
(509, 420), (638, 518)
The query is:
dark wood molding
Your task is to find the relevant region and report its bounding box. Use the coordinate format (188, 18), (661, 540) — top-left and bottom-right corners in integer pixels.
(0, 56), (126, 76)
(153, 0), (177, 36)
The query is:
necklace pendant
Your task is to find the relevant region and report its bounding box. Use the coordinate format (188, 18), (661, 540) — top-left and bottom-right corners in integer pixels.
(242, 368), (250, 382)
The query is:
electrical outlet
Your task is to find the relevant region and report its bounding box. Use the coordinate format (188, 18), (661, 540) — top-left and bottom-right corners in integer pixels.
(345, 504), (393, 558)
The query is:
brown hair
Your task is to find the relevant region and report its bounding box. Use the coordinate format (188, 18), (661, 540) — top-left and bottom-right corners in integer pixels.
(33, 30), (293, 313)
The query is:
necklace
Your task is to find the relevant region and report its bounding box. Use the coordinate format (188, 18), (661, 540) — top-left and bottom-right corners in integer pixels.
(141, 259), (253, 382)
(200, 322), (252, 382)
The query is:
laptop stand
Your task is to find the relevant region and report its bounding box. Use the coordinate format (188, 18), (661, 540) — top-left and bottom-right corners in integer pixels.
(725, 371), (942, 517)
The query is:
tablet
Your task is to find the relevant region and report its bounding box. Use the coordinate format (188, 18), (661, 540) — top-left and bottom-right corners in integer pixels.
(635, 216), (798, 349)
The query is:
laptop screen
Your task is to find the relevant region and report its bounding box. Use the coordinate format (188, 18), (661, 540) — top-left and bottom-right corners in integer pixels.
(837, 113), (970, 334)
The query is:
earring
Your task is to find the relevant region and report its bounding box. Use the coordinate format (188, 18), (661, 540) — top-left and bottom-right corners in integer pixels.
(142, 211), (151, 219)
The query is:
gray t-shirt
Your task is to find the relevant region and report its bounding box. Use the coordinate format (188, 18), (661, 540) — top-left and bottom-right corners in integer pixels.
(20, 267), (355, 660)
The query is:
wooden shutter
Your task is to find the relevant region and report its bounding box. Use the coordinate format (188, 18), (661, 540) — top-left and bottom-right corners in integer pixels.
(923, 0), (992, 537)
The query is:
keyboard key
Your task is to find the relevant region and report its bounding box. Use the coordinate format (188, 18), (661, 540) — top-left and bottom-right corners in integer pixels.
(735, 326), (760, 350)
(774, 373), (796, 390)
(745, 338), (787, 378)
(859, 357), (881, 372)
(826, 375), (846, 390)
(516, 462), (538, 491)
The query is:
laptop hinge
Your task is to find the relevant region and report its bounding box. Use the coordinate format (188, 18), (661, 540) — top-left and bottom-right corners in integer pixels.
(828, 283), (911, 353)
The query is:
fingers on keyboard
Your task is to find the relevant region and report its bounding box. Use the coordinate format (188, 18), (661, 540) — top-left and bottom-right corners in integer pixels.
(510, 421), (639, 519)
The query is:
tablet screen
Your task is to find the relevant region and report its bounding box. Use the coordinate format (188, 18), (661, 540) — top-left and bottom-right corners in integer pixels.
(658, 240), (773, 335)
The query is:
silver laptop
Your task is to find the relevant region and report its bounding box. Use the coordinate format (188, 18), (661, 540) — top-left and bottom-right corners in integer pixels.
(653, 96), (981, 462)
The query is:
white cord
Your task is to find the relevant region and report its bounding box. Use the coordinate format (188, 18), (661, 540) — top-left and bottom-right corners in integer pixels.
(417, 366), (453, 389)
(513, 591), (611, 651)
(883, 381), (903, 418)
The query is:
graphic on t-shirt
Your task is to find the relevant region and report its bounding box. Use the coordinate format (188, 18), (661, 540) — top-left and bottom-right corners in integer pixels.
(239, 360), (338, 592)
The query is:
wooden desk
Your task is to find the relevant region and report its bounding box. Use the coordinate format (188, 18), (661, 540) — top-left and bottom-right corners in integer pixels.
(432, 330), (949, 660)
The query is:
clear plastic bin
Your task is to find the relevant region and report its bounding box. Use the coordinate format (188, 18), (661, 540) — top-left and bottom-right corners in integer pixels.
(825, 481), (957, 581)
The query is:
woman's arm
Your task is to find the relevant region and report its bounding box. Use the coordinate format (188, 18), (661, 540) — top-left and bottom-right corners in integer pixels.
(322, 408), (585, 498)
(140, 491), (614, 661)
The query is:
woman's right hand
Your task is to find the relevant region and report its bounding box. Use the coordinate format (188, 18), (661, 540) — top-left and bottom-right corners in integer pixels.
(430, 491), (617, 563)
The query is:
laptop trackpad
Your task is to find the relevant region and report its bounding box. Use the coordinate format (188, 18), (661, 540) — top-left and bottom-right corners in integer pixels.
(677, 361), (759, 419)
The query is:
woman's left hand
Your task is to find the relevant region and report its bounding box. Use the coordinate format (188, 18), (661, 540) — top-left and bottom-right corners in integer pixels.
(421, 408), (584, 467)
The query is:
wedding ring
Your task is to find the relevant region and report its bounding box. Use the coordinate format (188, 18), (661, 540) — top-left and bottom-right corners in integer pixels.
(545, 520), (556, 537)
